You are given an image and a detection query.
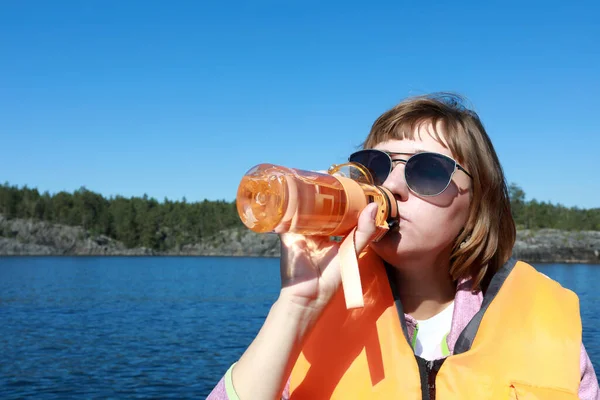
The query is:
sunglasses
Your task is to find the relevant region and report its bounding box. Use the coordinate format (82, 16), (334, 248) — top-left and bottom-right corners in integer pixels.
(348, 149), (473, 197)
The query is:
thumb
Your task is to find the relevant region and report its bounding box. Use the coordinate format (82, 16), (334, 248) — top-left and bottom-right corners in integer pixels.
(353, 202), (379, 254)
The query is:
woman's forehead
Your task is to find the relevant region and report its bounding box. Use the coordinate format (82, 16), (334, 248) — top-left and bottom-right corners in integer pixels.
(373, 124), (454, 158)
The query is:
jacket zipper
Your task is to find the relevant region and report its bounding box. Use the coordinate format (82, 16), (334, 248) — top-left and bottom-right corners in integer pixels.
(426, 360), (437, 400)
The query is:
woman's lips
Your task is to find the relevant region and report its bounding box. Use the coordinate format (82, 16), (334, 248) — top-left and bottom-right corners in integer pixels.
(388, 215), (405, 232)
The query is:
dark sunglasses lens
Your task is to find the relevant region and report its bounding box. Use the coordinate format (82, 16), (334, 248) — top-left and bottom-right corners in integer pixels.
(349, 150), (390, 185)
(405, 153), (455, 196)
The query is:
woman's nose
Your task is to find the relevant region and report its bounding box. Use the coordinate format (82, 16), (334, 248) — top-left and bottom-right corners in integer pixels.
(380, 164), (409, 201)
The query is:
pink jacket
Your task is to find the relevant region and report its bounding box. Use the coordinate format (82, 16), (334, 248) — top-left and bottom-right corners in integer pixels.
(207, 277), (599, 399)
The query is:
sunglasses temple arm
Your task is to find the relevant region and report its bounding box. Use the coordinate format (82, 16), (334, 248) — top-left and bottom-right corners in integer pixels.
(457, 165), (473, 179)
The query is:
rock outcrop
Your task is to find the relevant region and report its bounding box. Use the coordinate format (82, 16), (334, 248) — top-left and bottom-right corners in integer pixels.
(1, 215), (600, 263)
(0, 215), (154, 256)
(513, 229), (600, 263)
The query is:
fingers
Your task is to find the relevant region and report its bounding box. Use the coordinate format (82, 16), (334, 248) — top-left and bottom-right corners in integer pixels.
(353, 202), (379, 253)
(279, 233), (305, 283)
(280, 202), (380, 257)
(279, 232), (305, 248)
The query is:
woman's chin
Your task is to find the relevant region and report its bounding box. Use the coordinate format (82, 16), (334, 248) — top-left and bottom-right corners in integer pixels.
(370, 231), (403, 258)
(378, 229), (402, 246)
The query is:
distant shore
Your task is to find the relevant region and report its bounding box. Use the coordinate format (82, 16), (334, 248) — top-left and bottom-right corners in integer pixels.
(1, 215), (600, 264)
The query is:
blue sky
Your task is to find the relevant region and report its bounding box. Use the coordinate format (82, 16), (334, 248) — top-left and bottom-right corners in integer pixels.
(1, 1), (599, 208)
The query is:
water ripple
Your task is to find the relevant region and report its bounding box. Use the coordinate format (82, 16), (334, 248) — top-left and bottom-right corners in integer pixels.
(0, 257), (597, 398)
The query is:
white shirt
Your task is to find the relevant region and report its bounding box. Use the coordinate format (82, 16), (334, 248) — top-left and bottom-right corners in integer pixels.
(413, 301), (454, 361)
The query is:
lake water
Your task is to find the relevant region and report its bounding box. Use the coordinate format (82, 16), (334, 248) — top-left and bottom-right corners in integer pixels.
(0, 257), (598, 399)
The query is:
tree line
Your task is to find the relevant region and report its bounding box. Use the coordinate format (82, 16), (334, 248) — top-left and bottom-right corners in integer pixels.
(0, 183), (243, 251)
(508, 183), (600, 231)
(0, 182), (598, 251)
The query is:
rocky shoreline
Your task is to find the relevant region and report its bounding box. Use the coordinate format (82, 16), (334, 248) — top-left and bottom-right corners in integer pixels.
(1, 215), (600, 263)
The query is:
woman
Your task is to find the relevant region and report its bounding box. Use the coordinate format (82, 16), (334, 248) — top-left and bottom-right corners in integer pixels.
(208, 93), (598, 399)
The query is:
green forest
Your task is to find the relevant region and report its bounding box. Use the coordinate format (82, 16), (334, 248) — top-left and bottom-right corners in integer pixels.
(1, 182), (599, 251)
(0, 183), (243, 251)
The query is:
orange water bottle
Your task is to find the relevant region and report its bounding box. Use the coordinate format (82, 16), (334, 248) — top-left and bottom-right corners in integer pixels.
(236, 162), (398, 239)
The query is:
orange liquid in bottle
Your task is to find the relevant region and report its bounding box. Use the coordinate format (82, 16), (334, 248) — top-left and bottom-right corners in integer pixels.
(236, 163), (384, 236)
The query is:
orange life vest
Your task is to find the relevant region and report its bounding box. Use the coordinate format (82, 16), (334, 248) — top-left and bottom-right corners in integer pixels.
(289, 251), (582, 399)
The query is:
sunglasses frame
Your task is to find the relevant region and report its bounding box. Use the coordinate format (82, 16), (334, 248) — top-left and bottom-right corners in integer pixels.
(348, 149), (473, 197)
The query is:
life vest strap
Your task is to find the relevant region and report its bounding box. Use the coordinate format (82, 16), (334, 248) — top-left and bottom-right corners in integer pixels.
(339, 227), (364, 309)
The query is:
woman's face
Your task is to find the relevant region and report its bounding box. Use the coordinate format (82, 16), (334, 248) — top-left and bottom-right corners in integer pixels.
(369, 122), (472, 266)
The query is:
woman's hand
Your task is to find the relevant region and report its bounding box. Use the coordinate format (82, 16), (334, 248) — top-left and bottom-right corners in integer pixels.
(230, 203), (381, 400)
(278, 202), (380, 313)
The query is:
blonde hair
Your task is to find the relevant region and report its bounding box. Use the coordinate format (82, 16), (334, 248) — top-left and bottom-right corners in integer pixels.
(363, 93), (516, 291)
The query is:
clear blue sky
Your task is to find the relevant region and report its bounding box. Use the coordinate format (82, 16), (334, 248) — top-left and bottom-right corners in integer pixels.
(1, 1), (599, 208)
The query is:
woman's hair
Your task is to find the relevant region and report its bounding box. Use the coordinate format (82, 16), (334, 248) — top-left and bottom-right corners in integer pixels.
(363, 93), (516, 291)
